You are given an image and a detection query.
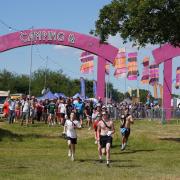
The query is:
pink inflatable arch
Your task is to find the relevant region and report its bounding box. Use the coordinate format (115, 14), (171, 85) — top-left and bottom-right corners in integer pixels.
(153, 44), (180, 120)
(0, 29), (118, 99)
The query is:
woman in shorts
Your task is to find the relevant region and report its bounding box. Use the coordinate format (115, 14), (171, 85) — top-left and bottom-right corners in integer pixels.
(64, 112), (81, 161)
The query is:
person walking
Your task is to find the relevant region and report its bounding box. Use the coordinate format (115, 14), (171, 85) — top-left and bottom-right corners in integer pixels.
(8, 98), (16, 124)
(21, 98), (30, 126)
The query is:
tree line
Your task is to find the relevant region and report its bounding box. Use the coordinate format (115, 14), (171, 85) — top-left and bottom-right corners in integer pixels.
(0, 69), (152, 103)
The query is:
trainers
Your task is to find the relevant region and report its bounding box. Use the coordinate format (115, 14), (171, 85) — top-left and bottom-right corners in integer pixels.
(121, 144), (125, 151)
(95, 140), (97, 144)
(68, 150), (71, 157)
(106, 162), (110, 167)
(71, 156), (74, 161)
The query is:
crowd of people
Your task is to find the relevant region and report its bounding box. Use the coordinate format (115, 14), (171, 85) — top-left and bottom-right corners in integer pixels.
(1, 95), (135, 167)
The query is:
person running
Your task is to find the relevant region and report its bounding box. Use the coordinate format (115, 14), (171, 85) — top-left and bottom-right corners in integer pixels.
(92, 108), (100, 144)
(97, 111), (115, 167)
(120, 107), (134, 151)
(64, 111), (81, 161)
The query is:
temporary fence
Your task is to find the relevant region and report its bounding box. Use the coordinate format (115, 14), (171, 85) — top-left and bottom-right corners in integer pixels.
(107, 106), (180, 123)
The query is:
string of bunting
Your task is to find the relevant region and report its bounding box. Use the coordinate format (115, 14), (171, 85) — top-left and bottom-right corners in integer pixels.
(149, 63), (159, 86)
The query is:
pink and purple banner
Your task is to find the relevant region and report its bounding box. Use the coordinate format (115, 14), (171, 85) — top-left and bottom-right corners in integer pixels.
(141, 57), (149, 84)
(127, 52), (138, 80)
(113, 48), (127, 78)
(80, 51), (94, 63)
(149, 63), (159, 86)
(80, 61), (94, 74)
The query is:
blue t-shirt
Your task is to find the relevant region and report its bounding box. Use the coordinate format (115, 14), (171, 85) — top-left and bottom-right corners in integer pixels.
(74, 102), (84, 114)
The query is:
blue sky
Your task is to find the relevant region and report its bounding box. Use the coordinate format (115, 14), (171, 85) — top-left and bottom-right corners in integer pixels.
(0, 0), (179, 96)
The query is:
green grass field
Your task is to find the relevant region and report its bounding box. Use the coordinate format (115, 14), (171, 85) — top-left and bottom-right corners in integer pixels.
(0, 119), (180, 180)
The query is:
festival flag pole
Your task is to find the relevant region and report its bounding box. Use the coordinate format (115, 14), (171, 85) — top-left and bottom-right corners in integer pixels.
(106, 75), (108, 106)
(29, 26), (33, 97)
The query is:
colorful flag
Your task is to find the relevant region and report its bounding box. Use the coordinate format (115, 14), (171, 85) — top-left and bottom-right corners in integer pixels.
(141, 57), (149, 84)
(80, 51), (94, 63)
(127, 52), (138, 80)
(80, 77), (85, 99)
(175, 67), (180, 89)
(105, 62), (110, 75)
(149, 63), (159, 86)
(80, 61), (94, 74)
(113, 48), (127, 78)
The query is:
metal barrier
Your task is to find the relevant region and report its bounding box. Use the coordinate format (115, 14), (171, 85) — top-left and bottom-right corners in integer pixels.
(108, 106), (180, 123)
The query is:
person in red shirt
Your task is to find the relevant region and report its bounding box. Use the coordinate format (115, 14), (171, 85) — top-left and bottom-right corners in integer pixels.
(3, 98), (9, 118)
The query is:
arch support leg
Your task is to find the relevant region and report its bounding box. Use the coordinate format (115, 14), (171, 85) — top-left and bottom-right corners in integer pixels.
(96, 56), (105, 101)
(163, 59), (172, 121)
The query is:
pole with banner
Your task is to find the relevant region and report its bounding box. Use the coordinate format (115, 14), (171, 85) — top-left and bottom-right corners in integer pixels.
(80, 77), (85, 99)
(93, 80), (97, 98)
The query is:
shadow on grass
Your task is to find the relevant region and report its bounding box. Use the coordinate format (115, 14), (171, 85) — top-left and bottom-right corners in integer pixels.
(112, 149), (155, 155)
(16, 166), (29, 169)
(0, 128), (23, 142)
(76, 158), (140, 168)
(77, 158), (132, 163)
(112, 164), (141, 168)
(0, 128), (61, 142)
(159, 137), (180, 142)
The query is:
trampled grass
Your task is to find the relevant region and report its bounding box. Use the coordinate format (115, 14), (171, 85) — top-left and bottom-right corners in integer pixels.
(0, 119), (180, 180)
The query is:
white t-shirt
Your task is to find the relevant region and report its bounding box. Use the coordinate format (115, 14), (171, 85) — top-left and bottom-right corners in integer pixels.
(58, 103), (66, 114)
(92, 112), (98, 121)
(23, 101), (30, 112)
(65, 119), (81, 138)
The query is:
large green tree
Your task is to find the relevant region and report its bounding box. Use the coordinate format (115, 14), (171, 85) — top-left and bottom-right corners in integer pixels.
(92, 0), (180, 47)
